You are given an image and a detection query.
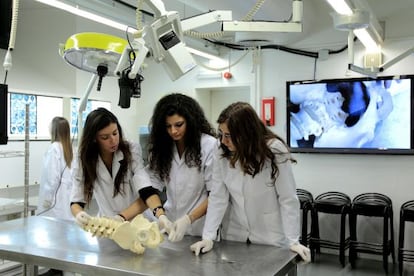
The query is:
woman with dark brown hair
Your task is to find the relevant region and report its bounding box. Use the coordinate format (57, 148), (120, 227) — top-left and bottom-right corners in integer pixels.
(191, 102), (310, 263)
(70, 108), (158, 225)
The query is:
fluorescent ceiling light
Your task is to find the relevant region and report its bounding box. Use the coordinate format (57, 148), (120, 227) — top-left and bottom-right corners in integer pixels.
(36, 0), (137, 33)
(326, 0), (353, 15)
(353, 28), (380, 52)
(186, 47), (221, 61)
(326, 0), (381, 51)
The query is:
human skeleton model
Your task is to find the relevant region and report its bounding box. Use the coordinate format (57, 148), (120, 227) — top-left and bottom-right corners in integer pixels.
(81, 214), (163, 254)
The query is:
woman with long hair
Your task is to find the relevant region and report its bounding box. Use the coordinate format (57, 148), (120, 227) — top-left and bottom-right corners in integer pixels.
(190, 102), (310, 263)
(70, 108), (153, 224)
(37, 116), (74, 220)
(146, 93), (217, 241)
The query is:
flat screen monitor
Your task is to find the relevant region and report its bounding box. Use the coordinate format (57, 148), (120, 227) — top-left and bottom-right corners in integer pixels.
(286, 75), (414, 154)
(0, 0), (12, 50)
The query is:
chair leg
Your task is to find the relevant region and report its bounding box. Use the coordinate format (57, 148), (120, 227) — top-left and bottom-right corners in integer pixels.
(399, 219), (405, 276)
(349, 213), (357, 268)
(398, 249), (403, 276)
(311, 209), (321, 253)
(301, 209), (308, 246)
(339, 213), (346, 267)
(391, 213), (396, 264)
(383, 216), (389, 274)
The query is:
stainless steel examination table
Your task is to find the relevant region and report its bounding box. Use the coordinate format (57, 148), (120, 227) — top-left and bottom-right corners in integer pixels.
(0, 216), (298, 276)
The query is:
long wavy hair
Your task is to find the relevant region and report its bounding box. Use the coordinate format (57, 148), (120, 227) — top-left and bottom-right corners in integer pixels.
(217, 102), (295, 181)
(148, 93), (216, 182)
(50, 116), (73, 168)
(78, 108), (131, 204)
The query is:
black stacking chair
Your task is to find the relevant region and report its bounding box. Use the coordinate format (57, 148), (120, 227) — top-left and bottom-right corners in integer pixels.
(309, 191), (351, 267)
(349, 192), (395, 274)
(399, 200), (414, 276)
(297, 188), (313, 246)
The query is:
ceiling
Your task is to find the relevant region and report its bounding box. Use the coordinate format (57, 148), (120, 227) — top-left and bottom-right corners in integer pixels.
(15, 0), (414, 52)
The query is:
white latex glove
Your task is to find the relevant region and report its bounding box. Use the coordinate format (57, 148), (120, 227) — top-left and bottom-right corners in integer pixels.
(290, 243), (311, 263)
(190, 239), (213, 256)
(113, 214), (126, 222)
(75, 211), (91, 227)
(158, 214), (173, 234)
(169, 215), (191, 242)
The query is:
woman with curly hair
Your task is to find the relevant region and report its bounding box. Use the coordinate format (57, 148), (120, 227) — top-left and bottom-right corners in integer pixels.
(145, 93), (218, 242)
(190, 102), (310, 263)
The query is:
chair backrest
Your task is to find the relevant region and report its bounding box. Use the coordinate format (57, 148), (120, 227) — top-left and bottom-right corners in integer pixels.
(352, 192), (393, 217)
(314, 191), (351, 213)
(401, 200), (414, 222)
(297, 188), (313, 209)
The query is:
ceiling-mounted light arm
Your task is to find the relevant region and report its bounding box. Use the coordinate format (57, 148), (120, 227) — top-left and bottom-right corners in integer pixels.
(78, 73), (98, 137)
(348, 46), (414, 78)
(116, 0), (196, 81)
(379, 46), (414, 72)
(180, 1), (302, 34)
(114, 37), (149, 79)
(142, 0), (167, 18)
(348, 64), (378, 78)
(222, 0), (303, 33)
(180, 10), (233, 32)
(346, 26), (379, 78)
(348, 30), (355, 65)
(326, 0), (383, 51)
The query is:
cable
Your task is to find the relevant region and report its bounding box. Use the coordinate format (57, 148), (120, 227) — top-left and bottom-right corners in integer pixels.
(36, 163), (68, 216)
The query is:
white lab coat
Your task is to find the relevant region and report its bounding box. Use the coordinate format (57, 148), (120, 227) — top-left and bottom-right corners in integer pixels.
(148, 134), (218, 236)
(71, 141), (151, 217)
(202, 138), (300, 247)
(37, 142), (74, 221)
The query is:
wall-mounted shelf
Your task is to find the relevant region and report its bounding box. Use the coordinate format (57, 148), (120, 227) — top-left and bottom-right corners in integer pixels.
(0, 151), (25, 158)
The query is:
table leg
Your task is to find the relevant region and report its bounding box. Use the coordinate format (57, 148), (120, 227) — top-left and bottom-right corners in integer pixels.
(287, 264), (297, 276)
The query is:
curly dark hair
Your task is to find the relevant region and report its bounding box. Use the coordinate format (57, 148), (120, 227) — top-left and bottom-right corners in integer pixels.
(148, 93), (216, 181)
(217, 102), (295, 181)
(78, 107), (131, 204)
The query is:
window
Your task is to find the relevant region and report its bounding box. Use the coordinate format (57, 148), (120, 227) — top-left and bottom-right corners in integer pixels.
(8, 92), (111, 140)
(9, 93), (62, 138)
(70, 98), (111, 136)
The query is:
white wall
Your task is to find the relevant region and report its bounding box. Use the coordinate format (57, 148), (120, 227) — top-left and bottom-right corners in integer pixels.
(1, 0), (414, 256)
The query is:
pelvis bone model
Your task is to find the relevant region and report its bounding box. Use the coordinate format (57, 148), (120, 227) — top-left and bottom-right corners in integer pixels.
(82, 214), (163, 254)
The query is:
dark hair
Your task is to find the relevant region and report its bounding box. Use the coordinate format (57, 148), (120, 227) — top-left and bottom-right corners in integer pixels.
(217, 102), (295, 180)
(78, 107), (131, 204)
(148, 93), (216, 181)
(50, 116), (73, 168)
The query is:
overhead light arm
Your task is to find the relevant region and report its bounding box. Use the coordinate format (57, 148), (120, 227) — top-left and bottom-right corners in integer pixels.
(115, 0), (196, 81)
(347, 42), (414, 78)
(180, 0), (303, 34)
(379, 47), (414, 72)
(180, 10), (233, 31)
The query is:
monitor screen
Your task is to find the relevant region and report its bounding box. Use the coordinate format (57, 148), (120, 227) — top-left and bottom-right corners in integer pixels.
(0, 0), (12, 50)
(0, 84), (8, 144)
(286, 75), (414, 154)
